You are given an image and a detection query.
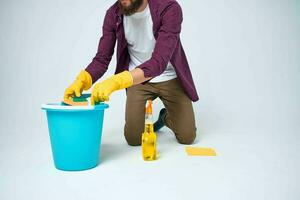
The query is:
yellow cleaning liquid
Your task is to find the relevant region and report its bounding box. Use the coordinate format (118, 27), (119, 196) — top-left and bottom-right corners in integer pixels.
(142, 100), (157, 161)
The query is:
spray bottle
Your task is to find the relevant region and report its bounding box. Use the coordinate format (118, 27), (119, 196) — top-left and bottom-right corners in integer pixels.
(142, 100), (157, 161)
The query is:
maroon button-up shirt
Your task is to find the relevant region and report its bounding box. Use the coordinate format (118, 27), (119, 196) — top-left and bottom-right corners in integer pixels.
(85, 0), (199, 102)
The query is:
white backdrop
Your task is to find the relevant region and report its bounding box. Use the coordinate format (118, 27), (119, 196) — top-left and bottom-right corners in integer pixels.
(0, 0), (299, 199)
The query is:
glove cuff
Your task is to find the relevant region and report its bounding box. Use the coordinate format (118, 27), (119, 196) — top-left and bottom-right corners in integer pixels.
(114, 70), (133, 89)
(76, 70), (93, 90)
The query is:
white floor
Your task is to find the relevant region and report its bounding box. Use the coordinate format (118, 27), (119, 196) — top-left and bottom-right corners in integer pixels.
(1, 112), (299, 200)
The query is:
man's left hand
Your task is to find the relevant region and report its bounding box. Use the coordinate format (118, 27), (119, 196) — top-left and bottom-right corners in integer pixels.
(91, 70), (133, 104)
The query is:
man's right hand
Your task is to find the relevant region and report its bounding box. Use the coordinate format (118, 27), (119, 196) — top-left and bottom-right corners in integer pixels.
(63, 70), (93, 101)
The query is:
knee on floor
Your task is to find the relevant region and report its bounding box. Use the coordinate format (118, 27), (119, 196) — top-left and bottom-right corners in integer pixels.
(124, 132), (141, 146)
(126, 140), (141, 146)
(175, 131), (196, 145)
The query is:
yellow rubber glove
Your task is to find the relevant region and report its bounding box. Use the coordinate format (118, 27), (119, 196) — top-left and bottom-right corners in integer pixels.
(64, 70), (93, 100)
(91, 70), (133, 104)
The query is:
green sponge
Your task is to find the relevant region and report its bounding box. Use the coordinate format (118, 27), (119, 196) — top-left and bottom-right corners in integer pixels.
(62, 93), (91, 106)
(73, 97), (88, 102)
(73, 93), (91, 102)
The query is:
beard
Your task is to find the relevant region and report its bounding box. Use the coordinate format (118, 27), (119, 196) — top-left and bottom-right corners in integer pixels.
(118, 0), (144, 16)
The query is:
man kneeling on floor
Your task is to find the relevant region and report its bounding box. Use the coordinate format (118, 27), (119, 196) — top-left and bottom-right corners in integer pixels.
(64, 0), (199, 145)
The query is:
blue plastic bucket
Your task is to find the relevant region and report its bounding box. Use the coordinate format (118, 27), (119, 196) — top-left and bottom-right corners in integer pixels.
(41, 102), (109, 171)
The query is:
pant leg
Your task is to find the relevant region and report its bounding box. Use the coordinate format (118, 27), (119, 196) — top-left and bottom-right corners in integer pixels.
(124, 84), (158, 146)
(155, 78), (197, 144)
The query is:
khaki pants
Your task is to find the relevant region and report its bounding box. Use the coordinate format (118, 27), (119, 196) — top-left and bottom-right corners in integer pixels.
(124, 78), (197, 146)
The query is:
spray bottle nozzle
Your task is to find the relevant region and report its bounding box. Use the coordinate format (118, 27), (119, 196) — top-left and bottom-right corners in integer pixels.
(145, 100), (153, 114)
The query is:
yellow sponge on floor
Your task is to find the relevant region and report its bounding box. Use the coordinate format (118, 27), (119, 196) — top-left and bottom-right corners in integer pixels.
(185, 147), (217, 156)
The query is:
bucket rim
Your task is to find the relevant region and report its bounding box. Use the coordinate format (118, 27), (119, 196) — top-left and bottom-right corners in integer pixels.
(41, 102), (109, 111)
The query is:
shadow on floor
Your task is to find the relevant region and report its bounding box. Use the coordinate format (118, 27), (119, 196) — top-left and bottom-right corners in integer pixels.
(99, 143), (132, 164)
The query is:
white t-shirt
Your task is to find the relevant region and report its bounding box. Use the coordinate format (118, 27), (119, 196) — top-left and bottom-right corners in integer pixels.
(123, 4), (177, 83)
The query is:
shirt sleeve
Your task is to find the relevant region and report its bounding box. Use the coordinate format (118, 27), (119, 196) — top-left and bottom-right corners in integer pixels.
(85, 9), (117, 83)
(136, 2), (183, 78)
